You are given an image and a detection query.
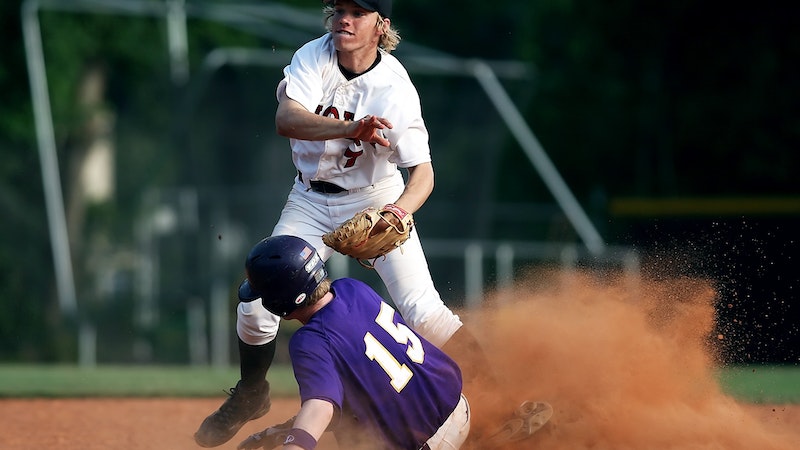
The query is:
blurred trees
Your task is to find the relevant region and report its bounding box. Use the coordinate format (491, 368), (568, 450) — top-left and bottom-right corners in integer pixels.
(1, 0), (797, 363)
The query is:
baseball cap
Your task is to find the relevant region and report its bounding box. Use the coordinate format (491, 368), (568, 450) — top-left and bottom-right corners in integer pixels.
(324, 0), (392, 19)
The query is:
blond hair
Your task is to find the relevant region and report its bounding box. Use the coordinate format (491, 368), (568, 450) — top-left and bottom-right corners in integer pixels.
(323, 5), (401, 52)
(303, 278), (333, 308)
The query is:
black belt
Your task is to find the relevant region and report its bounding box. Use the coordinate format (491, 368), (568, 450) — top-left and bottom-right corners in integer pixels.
(310, 180), (347, 194)
(298, 172), (347, 194)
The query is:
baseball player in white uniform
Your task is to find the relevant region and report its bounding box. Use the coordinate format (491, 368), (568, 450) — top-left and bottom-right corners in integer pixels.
(195, 0), (517, 447)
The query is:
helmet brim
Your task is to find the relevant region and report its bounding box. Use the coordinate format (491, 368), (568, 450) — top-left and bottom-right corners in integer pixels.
(238, 279), (261, 302)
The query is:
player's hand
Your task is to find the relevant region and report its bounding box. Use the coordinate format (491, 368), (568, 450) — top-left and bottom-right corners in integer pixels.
(370, 204), (405, 237)
(350, 115), (393, 147)
(237, 416), (296, 449)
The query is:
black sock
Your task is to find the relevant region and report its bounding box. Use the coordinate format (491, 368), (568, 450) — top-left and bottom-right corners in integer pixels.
(238, 337), (276, 386)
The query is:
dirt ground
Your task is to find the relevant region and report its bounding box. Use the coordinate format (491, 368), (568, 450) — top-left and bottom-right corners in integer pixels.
(3, 272), (800, 449)
(0, 397), (798, 450)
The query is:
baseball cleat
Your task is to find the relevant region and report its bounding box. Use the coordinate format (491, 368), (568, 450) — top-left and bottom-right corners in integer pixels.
(486, 401), (553, 446)
(194, 380), (271, 447)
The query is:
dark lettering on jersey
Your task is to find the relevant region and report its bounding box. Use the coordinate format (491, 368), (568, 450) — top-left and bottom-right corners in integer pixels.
(317, 105), (340, 119)
(344, 147), (363, 168)
(315, 106), (365, 167)
(342, 110), (365, 166)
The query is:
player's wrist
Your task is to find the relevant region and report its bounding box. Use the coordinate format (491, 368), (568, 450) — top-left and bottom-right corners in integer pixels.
(283, 428), (317, 450)
(382, 203), (408, 220)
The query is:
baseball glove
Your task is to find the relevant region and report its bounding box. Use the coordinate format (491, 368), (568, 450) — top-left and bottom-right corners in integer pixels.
(322, 204), (414, 268)
(237, 416), (296, 450)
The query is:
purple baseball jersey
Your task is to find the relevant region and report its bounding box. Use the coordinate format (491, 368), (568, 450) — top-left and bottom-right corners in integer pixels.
(289, 278), (463, 449)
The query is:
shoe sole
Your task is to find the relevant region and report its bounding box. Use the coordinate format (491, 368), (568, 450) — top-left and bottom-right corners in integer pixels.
(486, 401), (553, 446)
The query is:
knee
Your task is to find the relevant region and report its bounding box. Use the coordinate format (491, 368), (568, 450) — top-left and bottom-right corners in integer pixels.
(407, 309), (462, 348)
(236, 301), (281, 345)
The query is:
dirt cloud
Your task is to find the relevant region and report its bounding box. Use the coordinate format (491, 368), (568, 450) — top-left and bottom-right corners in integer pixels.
(458, 269), (800, 450)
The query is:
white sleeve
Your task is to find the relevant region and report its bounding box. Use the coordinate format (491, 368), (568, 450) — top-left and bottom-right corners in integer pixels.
(386, 86), (432, 168)
(391, 117), (431, 168)
(278, 37), (329, 113)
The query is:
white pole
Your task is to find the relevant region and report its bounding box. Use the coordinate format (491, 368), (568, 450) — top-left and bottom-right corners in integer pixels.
(465, 243), (483, 309)
(21, 0), (78, 316)
(166, 0), (189, 84)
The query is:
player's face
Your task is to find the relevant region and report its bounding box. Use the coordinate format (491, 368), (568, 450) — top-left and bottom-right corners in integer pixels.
(330, 0), (384, 54)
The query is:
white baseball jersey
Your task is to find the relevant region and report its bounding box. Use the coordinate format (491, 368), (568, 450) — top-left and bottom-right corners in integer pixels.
(278, 33), (432, 190)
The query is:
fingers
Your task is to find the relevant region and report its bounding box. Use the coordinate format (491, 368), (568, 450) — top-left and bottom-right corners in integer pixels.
(379, 211), (401, 227)
(369, 211), (404, 237)
(237, 416), (296, 450)
(371, 133), (391, 148)
(353, 115), (393, 147)
(369, 218), (391, 237)
(361, 114), (393, 129)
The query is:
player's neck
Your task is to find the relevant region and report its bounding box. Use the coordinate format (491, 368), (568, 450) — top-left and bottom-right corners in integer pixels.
(337, 49), (380, 77)
(295, 292), (335, 325)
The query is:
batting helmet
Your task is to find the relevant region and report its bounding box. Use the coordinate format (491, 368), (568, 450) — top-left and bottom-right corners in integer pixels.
(238, 235), (327, 317)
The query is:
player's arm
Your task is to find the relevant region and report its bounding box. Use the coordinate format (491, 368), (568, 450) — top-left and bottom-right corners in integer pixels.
(276, 81), (392, 146)
(392, 162), (434, 215)
(283, 398), (335, 450)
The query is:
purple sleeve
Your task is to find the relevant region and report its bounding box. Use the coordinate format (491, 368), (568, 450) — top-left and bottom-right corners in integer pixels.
(289, 328), (344, 410)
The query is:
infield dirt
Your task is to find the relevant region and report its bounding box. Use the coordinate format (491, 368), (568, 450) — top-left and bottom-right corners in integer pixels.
(2, 272), (799, 449)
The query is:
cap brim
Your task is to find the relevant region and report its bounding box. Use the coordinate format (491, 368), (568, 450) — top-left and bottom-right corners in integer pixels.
(352, 0), (374, 12)
(238, 279), (261, 302)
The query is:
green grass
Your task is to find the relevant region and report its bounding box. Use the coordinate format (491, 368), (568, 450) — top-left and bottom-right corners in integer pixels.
(0, 364), (298, 397)
(716, 364), (800, 403)
(0, 364), (798, 402)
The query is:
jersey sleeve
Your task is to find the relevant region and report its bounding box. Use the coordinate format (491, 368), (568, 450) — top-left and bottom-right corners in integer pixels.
(278, 36), (331, 113)
(390, 110), (431, 168)
(386, 89), (431, 168)
(289, 327), (345, 410)
(376, 58), (432, 168)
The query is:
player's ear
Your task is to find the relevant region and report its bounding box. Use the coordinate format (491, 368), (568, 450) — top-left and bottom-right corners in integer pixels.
(377, 16), (390, 34)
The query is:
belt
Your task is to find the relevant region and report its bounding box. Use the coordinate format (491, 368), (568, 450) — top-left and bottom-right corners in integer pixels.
(298, 171), (347, 194)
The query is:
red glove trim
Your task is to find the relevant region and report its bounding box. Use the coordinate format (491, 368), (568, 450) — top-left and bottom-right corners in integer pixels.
(382, 203), (408, 220)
